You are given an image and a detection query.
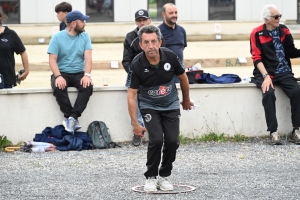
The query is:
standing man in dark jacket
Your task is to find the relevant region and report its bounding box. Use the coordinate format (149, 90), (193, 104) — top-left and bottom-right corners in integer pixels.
(122, 9), (152, 146)
(250, 4), (300, 145)
(122, 9), (152, 73)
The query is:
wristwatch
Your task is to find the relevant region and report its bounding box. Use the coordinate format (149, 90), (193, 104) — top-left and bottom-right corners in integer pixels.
(262, 73), (269, 78)
(84, 73), (91, 78)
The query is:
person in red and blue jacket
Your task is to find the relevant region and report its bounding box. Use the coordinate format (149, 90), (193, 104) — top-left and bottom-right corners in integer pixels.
(250, 4), (300, 145)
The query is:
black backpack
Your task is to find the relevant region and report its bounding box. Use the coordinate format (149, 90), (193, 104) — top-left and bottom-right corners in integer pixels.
(86, 121), (120, 149)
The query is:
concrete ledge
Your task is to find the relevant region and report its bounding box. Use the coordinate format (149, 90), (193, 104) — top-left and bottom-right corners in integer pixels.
(0, 84), (292, 144)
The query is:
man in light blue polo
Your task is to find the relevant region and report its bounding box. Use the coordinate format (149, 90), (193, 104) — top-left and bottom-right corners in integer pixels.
(48, 10), (93, 134)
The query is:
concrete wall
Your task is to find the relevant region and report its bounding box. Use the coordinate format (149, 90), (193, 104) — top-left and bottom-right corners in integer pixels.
(114, 0), (148, 22)
(236, 0), (297, 21)
(17, 0), (298, 23)
(176, 0), (208, 21)
(9, 0), (300, 44)
(0, 84), (292, 144)
(20, 0), (86, 23)
(9, 21), (300, 45)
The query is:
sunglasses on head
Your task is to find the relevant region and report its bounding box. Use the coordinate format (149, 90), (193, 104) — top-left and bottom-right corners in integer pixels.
(270, 14), (282, 20)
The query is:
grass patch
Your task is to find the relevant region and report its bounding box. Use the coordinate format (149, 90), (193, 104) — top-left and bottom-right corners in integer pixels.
(0, 135), (12, 151)
(179, 133), (249, 144)
(199, 132), (228, 142)
(178, 134), (199, 144)
(231, 134), (247, 142)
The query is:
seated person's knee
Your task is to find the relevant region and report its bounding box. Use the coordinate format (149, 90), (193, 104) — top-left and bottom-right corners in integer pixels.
(263, 88), (275, 96)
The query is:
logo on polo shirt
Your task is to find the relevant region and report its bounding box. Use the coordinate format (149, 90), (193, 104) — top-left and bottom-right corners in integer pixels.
(1, 38), (8, 42)
(164, 63), (171, 71)
(148, 85), (172, 98)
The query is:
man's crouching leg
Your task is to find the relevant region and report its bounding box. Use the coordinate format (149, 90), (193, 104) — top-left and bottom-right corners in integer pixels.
(158, 109), (180, 190)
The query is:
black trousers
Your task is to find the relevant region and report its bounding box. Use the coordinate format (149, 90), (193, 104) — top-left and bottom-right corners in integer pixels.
(140, 109), (180, 178)
(255, 72), (300, 131)
(51, 72), (93, 119)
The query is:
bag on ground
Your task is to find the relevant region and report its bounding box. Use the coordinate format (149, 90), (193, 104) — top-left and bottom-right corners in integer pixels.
(196, 73), (241, 84)
(86, 121), (120, 149)
(186, 70), (204, 84)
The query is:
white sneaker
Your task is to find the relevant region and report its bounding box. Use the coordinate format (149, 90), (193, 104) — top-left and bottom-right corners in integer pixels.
(157, 177), (174, 191)
(62, 117), (77, 134)
(144, 177), (157, 192)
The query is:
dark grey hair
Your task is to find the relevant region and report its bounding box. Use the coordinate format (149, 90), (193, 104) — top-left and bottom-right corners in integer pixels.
(261, 4), (277, 22)
(138, 25), (162, 42)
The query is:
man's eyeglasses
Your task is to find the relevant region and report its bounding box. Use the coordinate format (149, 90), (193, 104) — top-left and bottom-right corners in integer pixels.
(270, 14), (282, 20)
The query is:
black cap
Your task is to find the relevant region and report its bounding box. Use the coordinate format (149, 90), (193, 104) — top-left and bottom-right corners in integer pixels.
(135, 9), (150, 20)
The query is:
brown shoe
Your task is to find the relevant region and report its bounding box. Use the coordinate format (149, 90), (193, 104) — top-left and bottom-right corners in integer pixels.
(270, 132), (282, 145)
(289, 129), (300, 144)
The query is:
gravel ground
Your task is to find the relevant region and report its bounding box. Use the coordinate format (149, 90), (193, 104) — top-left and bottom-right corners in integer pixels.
(1, 138), (300, 200)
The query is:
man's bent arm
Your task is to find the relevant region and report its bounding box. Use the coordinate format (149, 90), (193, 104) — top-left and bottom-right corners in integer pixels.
(178, 72), (192, 110)
(256, 62), (273, 93)
(128, 88), (139, 126)
(84, 50), (92, 74)
(256, 62), (268, 75)
(49, 54), (60, 76)
(127, 88), (146, 136)
(122, 40), (133, 73)
(19, 51), (29, 78)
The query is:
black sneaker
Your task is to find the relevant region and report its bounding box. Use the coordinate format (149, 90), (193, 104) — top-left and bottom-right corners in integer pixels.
(270, 132), (282, 145)
(132, 135), (142, 146)
(289, 129), (300, 144)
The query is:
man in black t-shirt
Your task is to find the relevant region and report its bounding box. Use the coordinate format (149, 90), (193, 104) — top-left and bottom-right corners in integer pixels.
(126, 25), (193, 193)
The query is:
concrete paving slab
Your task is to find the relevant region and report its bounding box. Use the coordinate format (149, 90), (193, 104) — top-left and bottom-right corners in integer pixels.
(1, 141), (300, 200)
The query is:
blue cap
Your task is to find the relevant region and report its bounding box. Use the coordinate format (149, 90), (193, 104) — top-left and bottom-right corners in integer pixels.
(66, 10), (89, 23)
